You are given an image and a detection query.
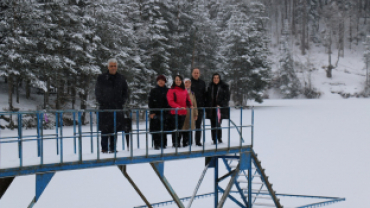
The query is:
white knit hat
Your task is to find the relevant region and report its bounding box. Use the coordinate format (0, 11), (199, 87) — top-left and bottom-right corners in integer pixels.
(184, 78), (191, 82)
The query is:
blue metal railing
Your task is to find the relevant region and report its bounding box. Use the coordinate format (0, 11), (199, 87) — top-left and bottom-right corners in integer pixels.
(0, 107), (254, 176)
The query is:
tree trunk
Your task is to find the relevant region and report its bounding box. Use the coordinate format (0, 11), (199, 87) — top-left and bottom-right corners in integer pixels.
(15, 76), (19, 104)
(44, 77), (50, 109)
(8, 75), (13, 111)
(301, 0), (307, 55)
(292, 0), (296, 37)
(349, 15), (352, 50)
(327, 31), (333, 78)
(25, 79), (31, 99)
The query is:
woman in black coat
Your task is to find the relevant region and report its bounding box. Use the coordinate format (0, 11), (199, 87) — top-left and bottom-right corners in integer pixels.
(206, 73), (230, 144)
(148, 75), (170, 150)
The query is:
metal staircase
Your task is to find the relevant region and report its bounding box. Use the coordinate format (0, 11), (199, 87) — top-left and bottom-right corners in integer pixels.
(224, 152), (283, 208)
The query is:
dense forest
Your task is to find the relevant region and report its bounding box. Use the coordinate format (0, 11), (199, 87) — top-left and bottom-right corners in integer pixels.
(1, 0), (370, 112)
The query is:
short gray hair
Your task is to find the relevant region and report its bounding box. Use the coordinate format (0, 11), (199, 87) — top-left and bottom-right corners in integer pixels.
(108, 58), (118, 66)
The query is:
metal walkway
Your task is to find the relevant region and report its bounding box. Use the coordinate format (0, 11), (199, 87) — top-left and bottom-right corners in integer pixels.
(0, 107), (345, 208)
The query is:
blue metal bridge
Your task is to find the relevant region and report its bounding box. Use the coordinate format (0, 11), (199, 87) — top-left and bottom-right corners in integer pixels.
(0, 107), (345, 208)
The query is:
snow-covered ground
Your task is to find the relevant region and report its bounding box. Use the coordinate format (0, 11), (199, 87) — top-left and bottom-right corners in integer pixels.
(1, 98), (369, 208)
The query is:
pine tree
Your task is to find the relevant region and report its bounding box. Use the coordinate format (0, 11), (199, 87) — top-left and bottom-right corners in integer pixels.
(278, 20), (301, 98)
(220, 0), (271, 105)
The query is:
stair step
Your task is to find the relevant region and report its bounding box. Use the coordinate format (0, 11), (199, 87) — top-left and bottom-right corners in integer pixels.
(252, 196), (274, 200)
(253, 202), (276, 207)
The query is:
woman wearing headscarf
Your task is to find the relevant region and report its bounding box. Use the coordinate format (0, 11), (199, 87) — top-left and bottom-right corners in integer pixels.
(167, 75), (193, 147)
(206, 73), (230, 144)
(148, 75), (169, 150)
(181, 78), (198, 147)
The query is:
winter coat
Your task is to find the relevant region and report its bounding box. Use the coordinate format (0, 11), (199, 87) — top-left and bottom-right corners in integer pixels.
(182, 91), (198, 130)
(191, 78), (207, 107)
(206, 81), (230, 120)
(148, 85), (170, 132)
(95, 71), (129, 132)
(167, 86), (192, 115)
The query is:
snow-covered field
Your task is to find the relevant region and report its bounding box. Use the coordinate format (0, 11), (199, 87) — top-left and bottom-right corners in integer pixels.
(1, 97), (369, 208)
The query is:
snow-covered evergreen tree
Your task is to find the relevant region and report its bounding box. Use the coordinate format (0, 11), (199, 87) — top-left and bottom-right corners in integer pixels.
(220, 1), (271, 105)
(278, 20), (301, 98)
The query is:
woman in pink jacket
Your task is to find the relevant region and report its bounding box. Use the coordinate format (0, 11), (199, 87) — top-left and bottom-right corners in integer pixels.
(167, 75), (193, 147)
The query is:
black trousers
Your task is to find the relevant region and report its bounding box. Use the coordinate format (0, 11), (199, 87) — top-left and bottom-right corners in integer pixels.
(153, 133), (168, 148)
(181, 131), (193, 146)
(210, 117), (222, 143)
(195, 110), (204, 144)
(172, 115), (186, 146)
(101, 131), (116, 152)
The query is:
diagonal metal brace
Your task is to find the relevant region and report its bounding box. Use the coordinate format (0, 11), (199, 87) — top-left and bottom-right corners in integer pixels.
(217, 163), (240, 208)
(0, 177), (15, 199)
(118, 165), (153, 208)
(28, 172), (55, 208)
(150, 162), (185, 208)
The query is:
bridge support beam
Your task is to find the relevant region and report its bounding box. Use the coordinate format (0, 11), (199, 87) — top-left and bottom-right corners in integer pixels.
(0, 177), (15, 199)
(28, 172), (55, 208)
(118, 165), (152, 208)
(150, 162), (185, 208)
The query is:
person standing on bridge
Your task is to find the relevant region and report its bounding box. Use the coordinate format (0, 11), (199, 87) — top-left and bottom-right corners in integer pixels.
(148, 75), (170, 150)
(181, 78), (198, 147)
(95, 58), (129, 153)
(191, 68), (207, 146)
(206, 73), (230, 144)
(167, 75), (193, 148)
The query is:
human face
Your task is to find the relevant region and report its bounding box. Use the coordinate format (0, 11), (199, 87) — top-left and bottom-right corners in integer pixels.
(175, 76), (182, 87)
(108, 62), (117, 75)
(213, 75), (220, 85)
(185, 80), (191, 89)
(192, 69), (200, 80)
(157, 79), (165, 87)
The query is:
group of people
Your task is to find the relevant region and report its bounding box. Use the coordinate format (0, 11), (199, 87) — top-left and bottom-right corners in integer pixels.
(95, 58), (230, 153)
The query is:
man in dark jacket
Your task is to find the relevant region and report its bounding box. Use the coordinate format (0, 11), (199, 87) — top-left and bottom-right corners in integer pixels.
(148, 75), (169, 150)
(191, 68), (207, 146)
(206, 73), (230, 144)
(95, 58), (129, 153)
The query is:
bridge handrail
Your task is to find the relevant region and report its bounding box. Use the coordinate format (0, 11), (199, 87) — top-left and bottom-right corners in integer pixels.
(0, 107), (254, 174)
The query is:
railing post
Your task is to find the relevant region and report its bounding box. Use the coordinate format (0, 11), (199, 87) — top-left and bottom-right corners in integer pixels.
(251, 107), (254, 147)
(55, 112), (59, 155)
(59, 112), (63, 163)
(228, 107), (231, 151)
(130, 110), (133, 158)
(114, 111), (117, 159)
(160, 109), (164, 156)
(37, 112), (41, 157)
(215, 107), (218, 151)
(78, 112), (83, 162)
(40, 113), (44, 165)
(90, 112), (93, 153)
(136, 110), (140, 149)
(203, 108), (206, 153)
(96, 111), (100, 160)
(17, 113), (23, 167)
(240, 107), (243, 149)
(73, 112), (77, 154)
(189, 107), (192, 153)
(175, 109), (178, 155)
(145, 110), (148, 157)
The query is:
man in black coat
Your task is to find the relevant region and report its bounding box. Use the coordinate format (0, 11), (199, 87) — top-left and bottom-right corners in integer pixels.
(148, 75), (169, 150)
(95, 58), (129, 153)
(191, 68), (207, 146)
(206, 73), (230, 144)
